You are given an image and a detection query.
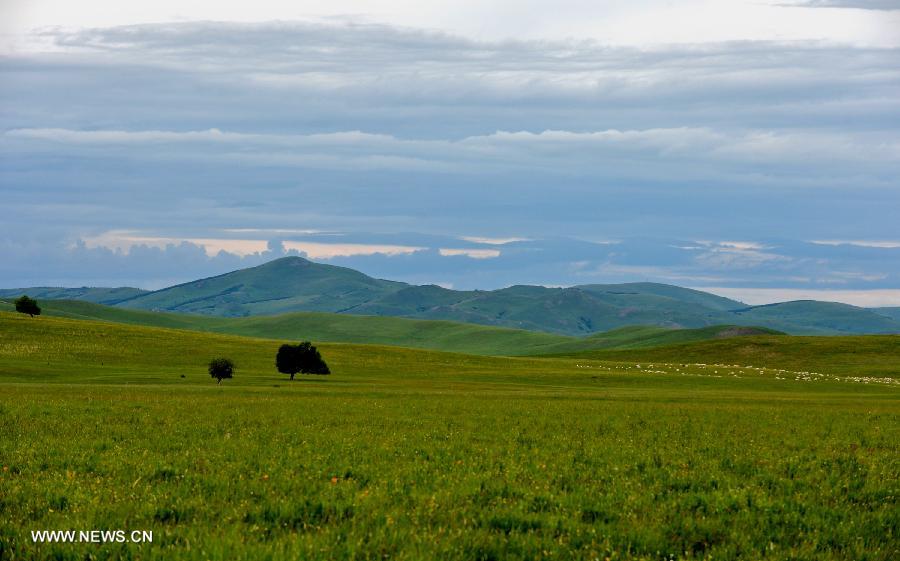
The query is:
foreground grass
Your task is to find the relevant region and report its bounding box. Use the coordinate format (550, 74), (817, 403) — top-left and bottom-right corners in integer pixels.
(1, 312), (898, 560)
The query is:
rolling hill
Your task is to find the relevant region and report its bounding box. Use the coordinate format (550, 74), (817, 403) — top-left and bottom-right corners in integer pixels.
(0, 286), (147, 304)
(577, 282), (743, 311)
(4, 256), (900, 336)
(116, 256), (407, 315)
(729, 301), (900, 335)
(874, 307), (900, 321)
(544, 333), (900, 379)
(0, 298), (778, 356)
(2, 308), (895, 380)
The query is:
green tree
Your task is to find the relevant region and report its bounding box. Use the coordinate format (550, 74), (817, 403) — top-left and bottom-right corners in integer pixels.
(208, 358), (234, 385)
(276, 342), (330, 380)
(14, 295), (41, 318)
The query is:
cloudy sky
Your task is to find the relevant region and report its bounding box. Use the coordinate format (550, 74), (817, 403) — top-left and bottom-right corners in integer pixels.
(1, 0), (899, 304)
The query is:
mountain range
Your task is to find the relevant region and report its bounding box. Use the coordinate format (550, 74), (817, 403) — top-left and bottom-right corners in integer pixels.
(3, 256), (899, 336)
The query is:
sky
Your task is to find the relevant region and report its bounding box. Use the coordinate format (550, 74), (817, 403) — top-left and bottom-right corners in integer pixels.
(1, 0), (899, 305)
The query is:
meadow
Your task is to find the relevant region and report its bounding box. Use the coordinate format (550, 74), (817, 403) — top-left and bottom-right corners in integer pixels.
(0, 298), (785, 356)
(1, 311), (898, 560)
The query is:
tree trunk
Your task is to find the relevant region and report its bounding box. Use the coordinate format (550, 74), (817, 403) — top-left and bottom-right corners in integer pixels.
(217, 378), (221, 385)
(290, 373), (295, 381)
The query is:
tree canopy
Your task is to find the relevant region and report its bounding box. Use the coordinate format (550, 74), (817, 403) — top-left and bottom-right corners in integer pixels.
(276, 342), (330, 380)
(208, 358), (234, 384)
(14, 295), (41, 317)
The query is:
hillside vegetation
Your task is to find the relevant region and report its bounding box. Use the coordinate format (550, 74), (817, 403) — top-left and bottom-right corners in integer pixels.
(6, 257), (900, 335)
(874, 307), (900, 321)
(0, 298), (778, 356)
(0, 286), (146, 304)
(117, 256), (406, 315)
(549, 334), (900, 379)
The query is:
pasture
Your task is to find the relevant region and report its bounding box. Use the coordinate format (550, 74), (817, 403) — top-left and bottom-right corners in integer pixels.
(1, 311), (898, 560)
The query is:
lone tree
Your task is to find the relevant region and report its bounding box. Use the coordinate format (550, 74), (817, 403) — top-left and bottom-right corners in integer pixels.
(208, 358), (234, 384)
(14, 295), (41, 317)
(276, 342), (330, 380)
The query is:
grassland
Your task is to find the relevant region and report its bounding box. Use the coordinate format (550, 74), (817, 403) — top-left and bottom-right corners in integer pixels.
(1, 311), (898, 560)
(0, 298), (571, 356)
(553, 335), (900, 379)
(0, 298), (779, 357)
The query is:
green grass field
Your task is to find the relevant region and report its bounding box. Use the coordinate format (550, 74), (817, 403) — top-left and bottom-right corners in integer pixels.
(1, 311), (898, 560)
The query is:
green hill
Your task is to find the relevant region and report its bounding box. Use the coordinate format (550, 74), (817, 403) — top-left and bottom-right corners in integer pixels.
(117, 256), (407, 315)
(0, 298), (565, 355)
(337, 283), (747, 334)
(0, 310), (598, 390)
(351, 285), (623, 333)
(730, 300), (900, 335)
(546, 333), (900, 379)
(874, 307), (900, 321)
(0, 286), (146, 304)
(534, 325), (782, 354)
(577, 282), (744, 311)
(0, 298), (781, 356)
(2, 309), (895, 382)
(1, 308), (895, 382)
(6, 256), (900, 336)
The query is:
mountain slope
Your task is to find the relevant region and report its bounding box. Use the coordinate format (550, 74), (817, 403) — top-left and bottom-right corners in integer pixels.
(730, 301), (900, 335)
(349, 285), (621, 334)
(873, 307), (900, 322)
(0, 286), (147, 305)
(4, 257), (900, 336)
(345, 284), (747, 334)
(118, 257), (407, 316)
(577, 282), (744, 311)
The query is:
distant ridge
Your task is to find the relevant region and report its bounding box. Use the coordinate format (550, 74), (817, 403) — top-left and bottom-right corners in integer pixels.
(729, 300), (900, 335)
(873, 307), (900, 322)
(0, 286), (147, 305)
(4, 256), (900, 336)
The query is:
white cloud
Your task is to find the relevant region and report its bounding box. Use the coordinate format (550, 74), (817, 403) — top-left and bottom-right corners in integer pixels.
(223, 228), (325, 235)
(81, 232), (270, 256)
(699, 287), (900, 307)
(438, 248), (501, 259)
(2, 1), (897, 49)
(460, 236), (529, 245)
(282, 241), (424, 258)
(80, 231), (425, 258)
(812, 240), (900, 248)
